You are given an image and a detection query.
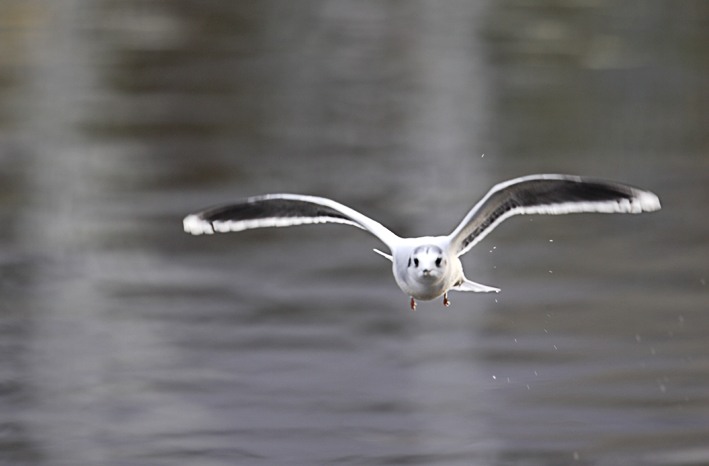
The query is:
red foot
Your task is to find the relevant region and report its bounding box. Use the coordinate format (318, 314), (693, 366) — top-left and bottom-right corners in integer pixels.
(410, 298), (417, 311)
(443, 293), (450, 307)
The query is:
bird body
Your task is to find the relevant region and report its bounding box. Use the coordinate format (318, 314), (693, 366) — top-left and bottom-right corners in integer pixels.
(184, 174), (661, 308)
(391, 238), (454, 301)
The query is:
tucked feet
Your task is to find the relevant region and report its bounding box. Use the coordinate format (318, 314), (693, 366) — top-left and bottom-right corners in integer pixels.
(443, 293), (450, 307)
(410, 297), (417, 311)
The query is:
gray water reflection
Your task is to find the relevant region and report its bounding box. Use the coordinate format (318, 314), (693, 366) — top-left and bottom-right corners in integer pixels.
(0, 1), (707, 465)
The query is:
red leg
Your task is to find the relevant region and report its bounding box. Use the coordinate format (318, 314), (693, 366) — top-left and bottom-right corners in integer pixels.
(410, 297), (417, 311)
(443, 293), (450, 307)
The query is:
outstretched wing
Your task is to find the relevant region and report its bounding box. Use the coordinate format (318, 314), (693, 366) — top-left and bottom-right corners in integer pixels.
(183, 193), (400, 249)
(448, 174), (661, 257)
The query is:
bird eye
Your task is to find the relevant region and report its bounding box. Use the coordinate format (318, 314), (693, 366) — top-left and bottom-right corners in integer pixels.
(435, 258), (442, 267)
(413, 258), (419, 267)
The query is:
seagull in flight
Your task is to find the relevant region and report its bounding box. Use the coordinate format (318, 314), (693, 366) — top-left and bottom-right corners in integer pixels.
(183, 174), (660, 310)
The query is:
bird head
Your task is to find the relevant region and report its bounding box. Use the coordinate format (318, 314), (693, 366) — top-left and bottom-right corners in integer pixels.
(408, 245), (446, 282)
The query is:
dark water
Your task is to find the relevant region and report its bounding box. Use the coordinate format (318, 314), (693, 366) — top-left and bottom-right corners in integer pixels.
(1, 1), (707, 465)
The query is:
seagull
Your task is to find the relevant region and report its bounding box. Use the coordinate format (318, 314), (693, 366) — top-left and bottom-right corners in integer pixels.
(183, 174), (660, 310)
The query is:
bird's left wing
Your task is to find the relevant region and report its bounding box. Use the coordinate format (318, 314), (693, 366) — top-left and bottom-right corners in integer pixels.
(183, 193), (400, 250)
(447, 174), (661, 257)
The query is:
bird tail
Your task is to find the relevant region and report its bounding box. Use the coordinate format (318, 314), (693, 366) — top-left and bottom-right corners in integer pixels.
(372, 249), (393, 262)
(451, 277), (500, 293)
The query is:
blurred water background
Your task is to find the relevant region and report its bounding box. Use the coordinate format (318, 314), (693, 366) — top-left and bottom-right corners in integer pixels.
(0, 1), (707, 465)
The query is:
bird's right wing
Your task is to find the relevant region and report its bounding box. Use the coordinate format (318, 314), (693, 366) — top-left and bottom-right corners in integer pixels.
(183, 193), (400, 251)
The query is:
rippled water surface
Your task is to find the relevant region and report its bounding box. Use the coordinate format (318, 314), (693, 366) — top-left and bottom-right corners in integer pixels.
(0, 1), (707, 465)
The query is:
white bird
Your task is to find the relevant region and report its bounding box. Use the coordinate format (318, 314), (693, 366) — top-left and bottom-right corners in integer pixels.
(183, 174), (661, 310)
